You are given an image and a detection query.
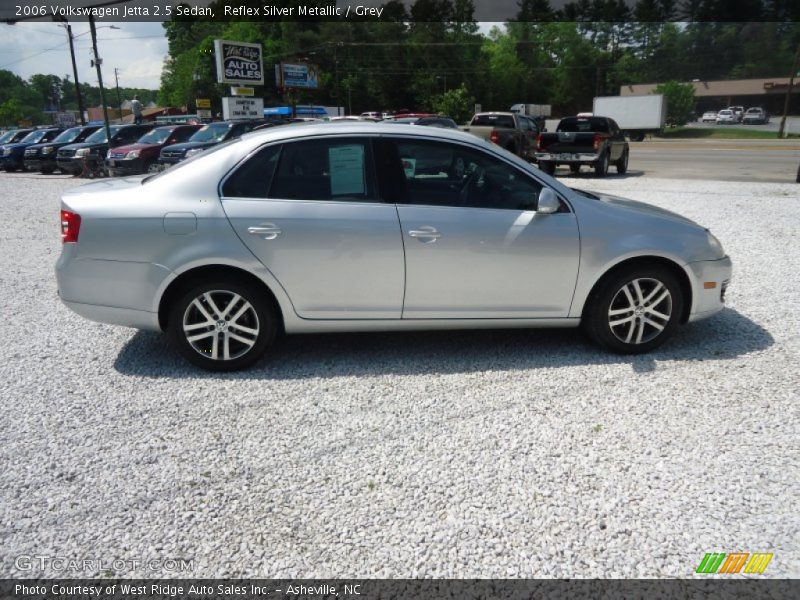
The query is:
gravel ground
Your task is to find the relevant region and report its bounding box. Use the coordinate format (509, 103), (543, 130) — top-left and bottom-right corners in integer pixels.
(0, 171), (797, 579)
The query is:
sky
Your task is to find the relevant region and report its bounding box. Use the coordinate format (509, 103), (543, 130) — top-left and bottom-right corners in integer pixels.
(0, 21), (169, 90)
(0, 20), (499, 92)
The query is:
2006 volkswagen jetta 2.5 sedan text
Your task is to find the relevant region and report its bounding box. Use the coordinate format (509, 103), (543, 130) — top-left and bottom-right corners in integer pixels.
(56, 123), (731, 371)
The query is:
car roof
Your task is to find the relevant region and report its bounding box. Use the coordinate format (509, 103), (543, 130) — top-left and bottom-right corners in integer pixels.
(240, 121), (488, 146)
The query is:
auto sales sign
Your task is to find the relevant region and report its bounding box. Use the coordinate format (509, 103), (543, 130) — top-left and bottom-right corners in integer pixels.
(214, 40), (264, 86)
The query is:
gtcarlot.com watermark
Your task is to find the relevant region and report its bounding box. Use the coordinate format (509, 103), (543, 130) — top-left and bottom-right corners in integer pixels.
(14, 554), (194, 574)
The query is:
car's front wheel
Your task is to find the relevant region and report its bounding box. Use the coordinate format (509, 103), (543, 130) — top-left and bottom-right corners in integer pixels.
(167, 281), (277, 371)
(583, 265), (683, 354)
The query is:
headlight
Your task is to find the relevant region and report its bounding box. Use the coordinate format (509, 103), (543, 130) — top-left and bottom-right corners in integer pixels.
(74, 148), (90, 157)
(184, 148), (204, 158)
(41, 146), (53, 154)
(707, 230), (725, 257)
(2, 148), (10, 156)
(125, 151), (139, 159)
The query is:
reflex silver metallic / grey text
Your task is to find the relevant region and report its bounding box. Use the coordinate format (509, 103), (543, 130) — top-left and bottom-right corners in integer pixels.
(56, 123), (731, 370)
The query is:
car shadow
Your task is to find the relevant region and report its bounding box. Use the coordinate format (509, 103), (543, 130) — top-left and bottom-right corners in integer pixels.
(113, 307), (773, 380)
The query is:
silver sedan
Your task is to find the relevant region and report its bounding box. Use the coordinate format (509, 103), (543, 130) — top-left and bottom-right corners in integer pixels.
(56, 123), (731, 370)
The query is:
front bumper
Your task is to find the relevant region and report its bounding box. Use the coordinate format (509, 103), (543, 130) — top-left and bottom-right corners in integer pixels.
(535, 152), (600, 164)
(158, 155), (185, 166)
(687, 256), (732, 322)
(56, 157), (81, 173)
(106, 156), (149, 177)
(25, 157), (57, 171)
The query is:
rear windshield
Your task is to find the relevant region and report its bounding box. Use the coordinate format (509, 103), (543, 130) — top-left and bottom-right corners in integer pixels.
(471, 114), (515, 128)
(557, 117), (609, 133)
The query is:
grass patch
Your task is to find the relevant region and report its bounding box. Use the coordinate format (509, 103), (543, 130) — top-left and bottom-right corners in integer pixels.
(656, 127), (799, 140)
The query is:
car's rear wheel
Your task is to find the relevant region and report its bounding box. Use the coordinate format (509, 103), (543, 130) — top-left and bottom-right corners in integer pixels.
(595, 151), (609, 177)
(41, 166), (54, 174)
(615, 149), (629, 174)
(167, 281), (277, 371)
(583, 265), (683, 354)
(539, 161), (555, 175)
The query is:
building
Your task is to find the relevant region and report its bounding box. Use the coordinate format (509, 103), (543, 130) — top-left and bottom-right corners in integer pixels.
(620, 77), (800, 114)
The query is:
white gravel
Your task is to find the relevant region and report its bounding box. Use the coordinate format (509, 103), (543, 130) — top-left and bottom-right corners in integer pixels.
(0, 171), (797, 578)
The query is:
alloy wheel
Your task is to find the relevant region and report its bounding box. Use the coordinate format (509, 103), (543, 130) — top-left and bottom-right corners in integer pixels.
(607, 278), (672, 344)
(182, 290), (260, 360)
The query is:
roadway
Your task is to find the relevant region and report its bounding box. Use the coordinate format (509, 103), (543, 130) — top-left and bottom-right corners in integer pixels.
(551, 139), (800, 183)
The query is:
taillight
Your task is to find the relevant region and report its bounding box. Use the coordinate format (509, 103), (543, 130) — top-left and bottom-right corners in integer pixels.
(593, 133), (606, 151)
(61, 209), (81, 243)
(489, 129), (500, 144)
(536, 133), (543, 151)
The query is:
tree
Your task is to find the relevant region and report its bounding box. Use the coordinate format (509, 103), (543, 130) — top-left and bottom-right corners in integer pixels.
(653, 80), (695, 126)
(0, 98), (28, 126)
(431, 84), (475, 123)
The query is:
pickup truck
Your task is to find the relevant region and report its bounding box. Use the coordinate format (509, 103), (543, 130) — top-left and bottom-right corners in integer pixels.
(461, 112), (538, 160)
(534, 116), (629, 177)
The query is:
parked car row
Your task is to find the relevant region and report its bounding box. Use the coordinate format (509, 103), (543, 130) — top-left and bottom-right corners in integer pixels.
(700, 106), (770, 125)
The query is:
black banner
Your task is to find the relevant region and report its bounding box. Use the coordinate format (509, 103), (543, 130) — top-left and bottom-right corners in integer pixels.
(1, 580), (799, 600)
(2, 0), (799, 23)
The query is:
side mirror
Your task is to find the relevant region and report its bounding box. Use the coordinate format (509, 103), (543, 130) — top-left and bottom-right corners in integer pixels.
(537, 188), (560, 214)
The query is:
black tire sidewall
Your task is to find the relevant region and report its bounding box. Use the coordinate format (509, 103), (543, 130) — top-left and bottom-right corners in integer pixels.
(540, 161), (555, 175)
(595, 152), (608, 177)
(167, 280), (276, 371)
(616, 150), (628, 174)
(584, 266), (683, 354)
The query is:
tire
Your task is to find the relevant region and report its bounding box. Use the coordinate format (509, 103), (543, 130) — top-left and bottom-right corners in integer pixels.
(41, 166), (54, 174)
(4, 164), (18, 173)
(569, 165), (581, 175)
(615, 149), (629, 174)
(583, 265), (683, 354)
(539, 161), (555, 176)
(167, 280), (277, 371)
(630, 132), (645, 142)
(595, 151), (609, 177)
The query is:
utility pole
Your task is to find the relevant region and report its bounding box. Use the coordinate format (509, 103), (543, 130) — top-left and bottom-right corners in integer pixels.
(89, 14), (111, 143)
(114, 68), (122, 122)
(778, 43), (800, 139)
(59, 20), (86, 124)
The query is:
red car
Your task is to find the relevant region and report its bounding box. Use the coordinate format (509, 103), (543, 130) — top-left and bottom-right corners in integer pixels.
(105, 124), (202, 176)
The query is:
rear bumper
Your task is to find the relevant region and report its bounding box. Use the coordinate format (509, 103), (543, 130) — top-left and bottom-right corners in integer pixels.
(687, 256), (732, 322)
(59, 297), (161, 331)
(535, 152), (600, 164)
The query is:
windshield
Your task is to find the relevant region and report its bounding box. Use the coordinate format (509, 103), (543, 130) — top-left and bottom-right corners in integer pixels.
(0, 130), (20, 144)
(20, 130), (47, 144)
(84, 126), (120, 144)
(52, 128), (84, 144)
(189, 123), (231, 143)
(137, 128), (173, 144)
(557, 117), (609, 133)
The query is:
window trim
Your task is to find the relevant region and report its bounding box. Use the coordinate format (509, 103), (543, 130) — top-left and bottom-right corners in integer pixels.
(375, 134), (572, 213)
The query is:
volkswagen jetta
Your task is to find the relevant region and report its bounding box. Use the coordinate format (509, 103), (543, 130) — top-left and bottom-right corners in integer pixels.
(56, 123), (731, 370)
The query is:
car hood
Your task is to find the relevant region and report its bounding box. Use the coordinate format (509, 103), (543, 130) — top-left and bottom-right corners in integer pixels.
(63, 141), (107, 151)
(113, 142), (160, 153)
(585, 190), (703, 229)
(165, 141), (216, 151)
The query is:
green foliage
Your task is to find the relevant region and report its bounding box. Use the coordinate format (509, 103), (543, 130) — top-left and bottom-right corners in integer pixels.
(653, 80), (696, 126)
(0, 98), (28, 126)
(431, 84), (475, 123)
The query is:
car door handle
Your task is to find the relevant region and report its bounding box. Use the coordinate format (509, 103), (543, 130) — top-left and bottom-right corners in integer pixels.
(247, 224), (282, 240)
(408, 226), (441, 242)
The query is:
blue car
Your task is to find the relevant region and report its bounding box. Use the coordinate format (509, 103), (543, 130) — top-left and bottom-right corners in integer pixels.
(1, 128), (62, 172)
(158, 120), (258, 166)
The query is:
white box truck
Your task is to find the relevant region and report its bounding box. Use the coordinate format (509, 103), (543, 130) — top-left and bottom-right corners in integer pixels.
(592, 94), (666, 141)
(510, 103), (552, 117)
